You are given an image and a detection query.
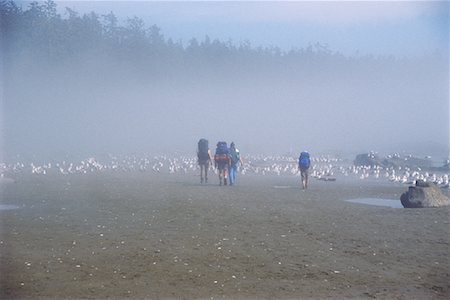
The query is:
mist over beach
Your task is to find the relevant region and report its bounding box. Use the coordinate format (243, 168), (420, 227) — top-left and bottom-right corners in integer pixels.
(2, 0), (449, 161)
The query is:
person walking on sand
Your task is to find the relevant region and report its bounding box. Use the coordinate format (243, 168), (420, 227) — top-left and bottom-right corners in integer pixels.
(298, 151), (311, 190)
(197, 138), (213, 184)
(214, 141), (230, 185)
(228, 142), (243, 186)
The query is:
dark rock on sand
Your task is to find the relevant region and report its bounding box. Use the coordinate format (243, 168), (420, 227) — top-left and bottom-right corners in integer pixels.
(354, 153), (382, 167)
(400, 180), (450, 208)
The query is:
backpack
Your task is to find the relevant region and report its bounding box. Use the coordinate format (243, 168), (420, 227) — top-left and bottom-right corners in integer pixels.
(197, 139), (209, 160)
(230, 148), (240, 164)
(214, 142), (229, 163)
(215, 142), (228, 155)
(299, 152), (311, 169)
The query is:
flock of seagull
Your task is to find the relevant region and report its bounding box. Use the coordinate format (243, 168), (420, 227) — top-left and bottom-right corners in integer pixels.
(1, 153), (449, 188)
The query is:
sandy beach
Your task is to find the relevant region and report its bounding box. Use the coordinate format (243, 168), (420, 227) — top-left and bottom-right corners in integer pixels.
(1, 172), (449, 299)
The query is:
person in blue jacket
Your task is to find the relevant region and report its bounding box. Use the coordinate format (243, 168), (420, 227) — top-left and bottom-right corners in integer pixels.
(298, 151), (311, 190)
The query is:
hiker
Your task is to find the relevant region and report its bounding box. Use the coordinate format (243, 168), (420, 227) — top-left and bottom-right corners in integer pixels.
(228, 142), (243, 186)
(214, 141), (230, 185)
(298, 151), (311, 190)
(197, 138), (213, 184)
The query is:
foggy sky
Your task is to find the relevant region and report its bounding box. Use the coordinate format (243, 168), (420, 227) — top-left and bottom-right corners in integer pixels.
(2, 1), (449, 161)
(4, 53), (448, 160)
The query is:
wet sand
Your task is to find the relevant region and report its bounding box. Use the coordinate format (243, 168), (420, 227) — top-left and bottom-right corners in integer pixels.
(1, 172), (449, 299)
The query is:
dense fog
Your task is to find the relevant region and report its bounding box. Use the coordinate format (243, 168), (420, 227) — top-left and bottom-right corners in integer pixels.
(1, 1), (449, 162)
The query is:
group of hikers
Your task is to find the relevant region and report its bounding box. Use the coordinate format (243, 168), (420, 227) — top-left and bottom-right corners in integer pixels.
(197, 139), (243, 186)
(197, 138), (311, 189)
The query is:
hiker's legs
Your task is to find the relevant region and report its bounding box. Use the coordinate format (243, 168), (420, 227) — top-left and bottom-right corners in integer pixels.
(301, 169), (308, 189)
(199, 161), (210, 183)
(204, 162), (209, 183)
(200, 164), (204, 183)
(218, 166), (223, 185)
(218, 163), (227, 185)
(228, 166), (234, 185)
(223, 167), (228, 185)
(229, 165), (236, 185)
(301, 170), (306, 189)
(304, 170), (308, 189)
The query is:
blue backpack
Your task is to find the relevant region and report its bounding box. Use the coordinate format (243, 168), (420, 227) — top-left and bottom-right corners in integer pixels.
(299, 152), (311, 169)
(214, 142), (229, 163)
(215, 142), (228, 155)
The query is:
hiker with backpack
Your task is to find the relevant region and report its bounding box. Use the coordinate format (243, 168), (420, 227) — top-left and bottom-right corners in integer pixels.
(228, 142), (243, 186)
(214, 141), (231, 186)
(298, 151), (311, 190)
(197, 138), (213, 184)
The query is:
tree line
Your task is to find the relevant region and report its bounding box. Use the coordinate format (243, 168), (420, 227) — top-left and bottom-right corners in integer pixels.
(3, 0), (442, 80)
